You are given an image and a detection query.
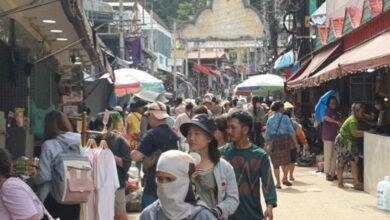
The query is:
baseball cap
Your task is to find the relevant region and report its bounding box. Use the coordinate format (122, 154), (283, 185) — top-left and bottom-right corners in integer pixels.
(146, 101), (169, 120)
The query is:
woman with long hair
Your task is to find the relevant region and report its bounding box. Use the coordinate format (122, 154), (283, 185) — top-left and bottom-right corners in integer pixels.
(214, 116), (229, 148)
(265, 101), (299, 189)
(180, 114), (239, 219)
(322, 96), (342, 181)
(249, 96), (266, 147)
(32, 110), (81, 220)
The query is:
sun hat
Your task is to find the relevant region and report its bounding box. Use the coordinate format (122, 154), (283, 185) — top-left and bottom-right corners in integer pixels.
(145, 101), (169, 120)
(180, 114), (217, 143)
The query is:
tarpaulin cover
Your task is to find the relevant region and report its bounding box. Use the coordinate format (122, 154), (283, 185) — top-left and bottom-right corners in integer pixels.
(274, 50), (295, 70)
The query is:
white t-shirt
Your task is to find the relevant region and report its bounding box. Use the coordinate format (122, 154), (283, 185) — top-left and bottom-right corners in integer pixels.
(85, 148), (119, 220)
(96, 149), (120, 220)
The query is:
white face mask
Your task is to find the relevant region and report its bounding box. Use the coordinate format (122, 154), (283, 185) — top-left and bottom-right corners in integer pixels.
(157, 176), (191, 219)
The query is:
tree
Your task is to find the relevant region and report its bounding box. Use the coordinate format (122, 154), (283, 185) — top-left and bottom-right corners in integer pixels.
(145, 0), (208, 28)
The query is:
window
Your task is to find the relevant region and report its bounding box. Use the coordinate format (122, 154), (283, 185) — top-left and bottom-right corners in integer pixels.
(349, 74), (375, 104)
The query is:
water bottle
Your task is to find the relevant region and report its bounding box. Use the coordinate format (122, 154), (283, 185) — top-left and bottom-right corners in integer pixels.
(129, 161), (140, 182)
(377, 176), (390, 211)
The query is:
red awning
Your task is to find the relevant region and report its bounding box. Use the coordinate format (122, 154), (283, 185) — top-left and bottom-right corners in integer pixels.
(287, 42), (341, 89)
(305, 30), (390, 87)
(287, 58), (312, 82)
(193, 62), (211, 75)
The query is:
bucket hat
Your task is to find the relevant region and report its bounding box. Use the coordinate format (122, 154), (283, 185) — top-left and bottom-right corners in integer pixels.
(180, 114), (217, 144)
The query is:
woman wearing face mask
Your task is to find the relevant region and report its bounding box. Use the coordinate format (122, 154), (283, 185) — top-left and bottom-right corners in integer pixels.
(140, 150), (216, 220)
(180, 114), (239, 219)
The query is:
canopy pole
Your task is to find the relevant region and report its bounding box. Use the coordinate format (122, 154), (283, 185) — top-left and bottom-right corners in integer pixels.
(33, 38), (84, 64)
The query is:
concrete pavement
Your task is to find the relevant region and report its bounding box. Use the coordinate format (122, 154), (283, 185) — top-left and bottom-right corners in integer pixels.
(127, 166), (390, 220)
(271, 167), (390, 220)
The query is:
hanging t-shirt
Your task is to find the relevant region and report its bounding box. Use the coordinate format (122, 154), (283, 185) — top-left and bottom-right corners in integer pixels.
(85, 148), (119, 220)
(96, 149), (120, 220)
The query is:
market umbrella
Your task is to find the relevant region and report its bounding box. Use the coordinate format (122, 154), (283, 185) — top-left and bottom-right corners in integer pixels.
(315, 90), (339, 122)
(134, 90), (168, 103)
(235, 74), (285, 96)
(114, 71), (141, 95)
(114, 68), (165, 93)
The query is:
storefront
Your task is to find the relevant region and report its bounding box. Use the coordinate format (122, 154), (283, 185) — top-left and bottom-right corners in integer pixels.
(0, 0), (111, 158)
(287, 4), (390, 193)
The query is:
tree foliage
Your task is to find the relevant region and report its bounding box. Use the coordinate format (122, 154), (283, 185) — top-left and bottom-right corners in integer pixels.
(145, 0), (208, 28)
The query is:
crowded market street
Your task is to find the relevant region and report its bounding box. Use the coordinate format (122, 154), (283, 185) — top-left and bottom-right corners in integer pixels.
(2, 0), (390, 220)
(126, 166), (390, 220)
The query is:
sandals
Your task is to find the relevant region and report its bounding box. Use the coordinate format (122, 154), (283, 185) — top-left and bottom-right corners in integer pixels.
(282, 180), (293, 186)
(353, 183), (364, 191)
(326, 175), (335, 181)
(275, 185), (282, 189)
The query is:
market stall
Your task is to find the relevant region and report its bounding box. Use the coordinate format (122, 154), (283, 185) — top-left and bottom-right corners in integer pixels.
(364, 132), (390, 196)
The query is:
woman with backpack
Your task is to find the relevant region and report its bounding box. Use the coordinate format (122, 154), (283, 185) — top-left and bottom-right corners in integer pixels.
(32, 110), (81, 220)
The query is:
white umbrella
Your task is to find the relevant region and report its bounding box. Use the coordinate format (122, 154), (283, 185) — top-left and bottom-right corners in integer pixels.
(236, 74), (285, 96)
(114, 68), (165, 93)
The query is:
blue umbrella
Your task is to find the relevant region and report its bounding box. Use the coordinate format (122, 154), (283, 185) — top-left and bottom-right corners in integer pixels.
(315, 90), (339, 122)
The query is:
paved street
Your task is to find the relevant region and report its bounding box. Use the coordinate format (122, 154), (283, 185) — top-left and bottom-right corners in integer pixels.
(272, 167), (390, 220)
(128, 166), (390, 220)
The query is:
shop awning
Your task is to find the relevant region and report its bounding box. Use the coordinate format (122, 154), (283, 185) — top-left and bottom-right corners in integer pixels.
(304, 30), (390, 87)
(287, 42), (341, 89)
(193, 62), (211, 75)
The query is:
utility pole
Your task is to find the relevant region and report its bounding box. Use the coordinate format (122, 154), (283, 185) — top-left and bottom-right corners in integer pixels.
(172, 22), (177, 94)
(150, 1), (155, 75)
(197, 43), (201, 97)
(185, 41), (189, 97)
(119, 0), (125, 59)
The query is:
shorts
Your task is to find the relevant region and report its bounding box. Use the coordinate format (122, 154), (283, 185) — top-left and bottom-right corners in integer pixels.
(290, 149), (297, 163)
(115, 188), (126, 214)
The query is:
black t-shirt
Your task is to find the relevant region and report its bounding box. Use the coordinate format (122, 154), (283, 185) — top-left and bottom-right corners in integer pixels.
(137, 124), (179, 196)
(106, 133), (132, 188)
